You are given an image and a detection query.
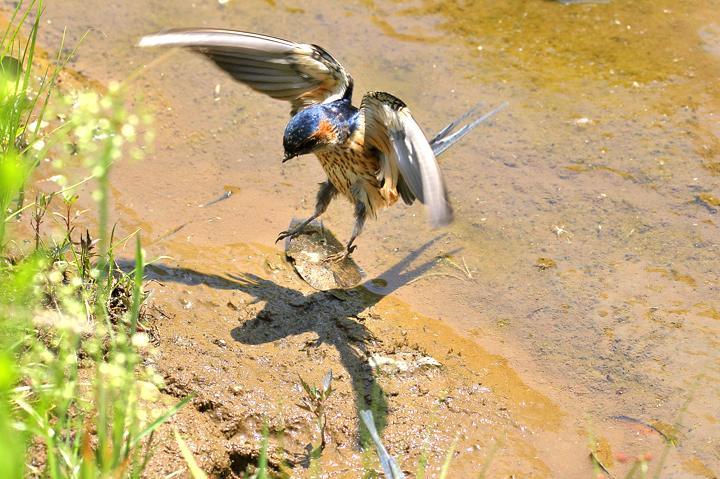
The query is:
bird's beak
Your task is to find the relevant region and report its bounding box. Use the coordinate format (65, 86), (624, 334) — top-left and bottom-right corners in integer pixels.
(282, 152), (297, 163)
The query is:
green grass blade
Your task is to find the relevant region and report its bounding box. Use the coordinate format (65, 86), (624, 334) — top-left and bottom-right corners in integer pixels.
(129, 395), (193, 449)
(415, 451), (428, 479)
(257, 421), (270, 479)
(477, 440), (499, 479)
(0, 0), (22, 51)
(173, 428), (208, 479)
(2, 0), (35, 59)
(438, 436), (459, 479)
(130, 234), (143, 335)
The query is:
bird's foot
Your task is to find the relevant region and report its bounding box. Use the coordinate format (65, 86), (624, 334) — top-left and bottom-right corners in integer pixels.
(275, 225), (307, 244)
(323, 244), (356, 263)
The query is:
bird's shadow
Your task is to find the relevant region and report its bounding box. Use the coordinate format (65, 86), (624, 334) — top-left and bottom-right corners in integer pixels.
(127, 235), (453, 446)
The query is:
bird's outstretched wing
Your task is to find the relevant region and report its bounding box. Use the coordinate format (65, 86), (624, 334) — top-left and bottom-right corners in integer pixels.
(360, 91), (453, 227)
(138, 28), (352, 115)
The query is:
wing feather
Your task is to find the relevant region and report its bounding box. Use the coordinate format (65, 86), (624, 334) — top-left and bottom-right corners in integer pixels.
(360, 92), (453, 227)
(138, 28), (352, 114)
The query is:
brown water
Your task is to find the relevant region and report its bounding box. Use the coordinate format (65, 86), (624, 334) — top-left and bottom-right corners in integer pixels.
(25, 0), (720, 476)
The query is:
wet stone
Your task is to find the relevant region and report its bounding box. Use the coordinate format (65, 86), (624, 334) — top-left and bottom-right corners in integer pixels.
(696, 193), (720, 212)
(535, 257), (558, 270)
(368, 353), (443, 374)
(172, 335), (195, 348)
(284, 220), (363, 290)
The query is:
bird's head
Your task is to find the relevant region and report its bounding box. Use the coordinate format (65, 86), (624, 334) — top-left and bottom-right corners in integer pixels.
(282, 109), (340, 162)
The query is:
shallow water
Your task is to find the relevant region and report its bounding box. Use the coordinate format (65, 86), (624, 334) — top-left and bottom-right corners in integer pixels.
(28, 0), (720, 476)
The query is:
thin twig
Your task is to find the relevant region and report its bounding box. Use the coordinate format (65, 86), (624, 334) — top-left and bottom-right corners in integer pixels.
(407, 272), (467, 285)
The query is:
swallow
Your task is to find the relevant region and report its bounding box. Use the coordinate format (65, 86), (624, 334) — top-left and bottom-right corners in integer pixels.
(139, 29), (506, 261)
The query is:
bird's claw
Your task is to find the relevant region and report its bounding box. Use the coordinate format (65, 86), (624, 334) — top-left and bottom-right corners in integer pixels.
(323, 244), (356, 263)
(323, 251), (349, 263)
(275, 228), (302, 244)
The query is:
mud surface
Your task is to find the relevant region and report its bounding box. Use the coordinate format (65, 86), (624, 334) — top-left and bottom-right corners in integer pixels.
(135, 242), (574, 477)
(12, 0), (720, 476)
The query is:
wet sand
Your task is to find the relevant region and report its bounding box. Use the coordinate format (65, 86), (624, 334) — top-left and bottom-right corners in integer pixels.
(21, 0), (720, 476)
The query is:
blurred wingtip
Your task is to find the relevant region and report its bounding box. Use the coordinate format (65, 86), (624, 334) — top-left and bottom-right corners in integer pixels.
(429, 202), (454, 228)
(137, 29), (190, 48)
(430, 100), (509, 157)
(137, 34), (159, 48)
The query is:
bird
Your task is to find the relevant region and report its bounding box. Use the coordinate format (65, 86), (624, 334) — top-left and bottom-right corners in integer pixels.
(138, 28), (505, 261)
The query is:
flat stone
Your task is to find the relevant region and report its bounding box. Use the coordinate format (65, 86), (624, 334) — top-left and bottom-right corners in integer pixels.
(284, 220), (363, 290)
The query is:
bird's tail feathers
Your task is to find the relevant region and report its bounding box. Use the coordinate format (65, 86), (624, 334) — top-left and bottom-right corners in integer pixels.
(430, 101), (508, 157)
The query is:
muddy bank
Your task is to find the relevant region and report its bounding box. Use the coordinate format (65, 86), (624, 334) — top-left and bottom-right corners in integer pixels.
(138, 242), (578, 477)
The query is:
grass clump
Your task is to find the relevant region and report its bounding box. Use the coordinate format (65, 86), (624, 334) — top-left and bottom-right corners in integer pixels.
(298, 370), (334, 454)
(0, 2), (184, 478)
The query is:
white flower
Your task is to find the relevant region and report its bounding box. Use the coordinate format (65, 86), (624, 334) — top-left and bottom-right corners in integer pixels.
(28, 120), (48, 133)
(131, 332), (150, 349)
